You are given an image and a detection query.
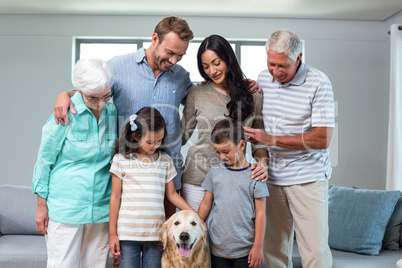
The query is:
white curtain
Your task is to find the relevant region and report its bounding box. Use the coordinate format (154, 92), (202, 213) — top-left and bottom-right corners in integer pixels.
(386, 24), (402, 191)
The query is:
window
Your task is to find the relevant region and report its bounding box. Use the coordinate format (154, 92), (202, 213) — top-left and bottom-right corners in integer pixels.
(74, 37), (304, 161)
(240, 44), (267, 80)
(74, 37), (267, 82)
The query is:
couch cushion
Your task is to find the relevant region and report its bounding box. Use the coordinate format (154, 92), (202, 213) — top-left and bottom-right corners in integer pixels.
(0, 185), (40, 235)
(382, 194), (402, 250)
(0, 235), (47, 268)
(328, 185), (400, 255)
(292, 241), (402, 268)
(0, 235), (117, 268)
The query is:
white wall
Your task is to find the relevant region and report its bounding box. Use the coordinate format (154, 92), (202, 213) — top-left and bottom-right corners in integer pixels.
(0, 13), (399, 189)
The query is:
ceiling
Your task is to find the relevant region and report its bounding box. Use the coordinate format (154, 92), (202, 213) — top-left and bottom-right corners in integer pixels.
(0, 0), (401, 21)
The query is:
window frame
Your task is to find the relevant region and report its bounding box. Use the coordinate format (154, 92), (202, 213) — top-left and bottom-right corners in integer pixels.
(74, 37), (266, 65)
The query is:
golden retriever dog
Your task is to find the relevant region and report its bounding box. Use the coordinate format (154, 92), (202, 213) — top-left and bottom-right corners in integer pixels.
(161, 210), (209, 268)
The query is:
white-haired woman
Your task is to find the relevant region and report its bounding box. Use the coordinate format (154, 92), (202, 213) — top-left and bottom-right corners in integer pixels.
(33, 58), (117, 267)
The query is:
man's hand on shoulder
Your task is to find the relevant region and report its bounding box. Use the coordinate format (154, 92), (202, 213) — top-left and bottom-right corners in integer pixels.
(54, 91), (76, 125)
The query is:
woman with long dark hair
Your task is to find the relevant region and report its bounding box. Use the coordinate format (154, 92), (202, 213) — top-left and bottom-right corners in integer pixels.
(181, 34), (268, 210)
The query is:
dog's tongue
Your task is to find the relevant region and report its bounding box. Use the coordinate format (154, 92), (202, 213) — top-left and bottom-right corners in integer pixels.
(178, 243), (191, 257)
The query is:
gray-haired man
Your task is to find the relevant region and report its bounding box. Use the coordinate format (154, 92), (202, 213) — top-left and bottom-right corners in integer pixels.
(244, 30), (335, 268)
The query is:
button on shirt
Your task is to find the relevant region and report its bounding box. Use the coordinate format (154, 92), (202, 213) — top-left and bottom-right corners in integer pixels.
(107, 48), (193, 189)
(32, 93), (118, 224)
(258, 62), (335, 185)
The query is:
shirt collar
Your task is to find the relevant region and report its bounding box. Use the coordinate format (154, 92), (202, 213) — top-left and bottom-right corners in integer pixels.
(224, 163), (252, 172)
(71, 92), (90, 115)
(272, 62), (308, 87)
(136, 47), (175, 74)
(135, 47), (147, 63)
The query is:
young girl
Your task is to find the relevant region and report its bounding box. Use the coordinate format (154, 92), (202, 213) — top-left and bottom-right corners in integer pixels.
(109, 107), (196, 268)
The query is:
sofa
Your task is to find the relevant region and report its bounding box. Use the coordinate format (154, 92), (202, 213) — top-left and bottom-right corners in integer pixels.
(0, 185), (115, 268)
(292, 185), (402, 268)
(1, 184), (401, 268)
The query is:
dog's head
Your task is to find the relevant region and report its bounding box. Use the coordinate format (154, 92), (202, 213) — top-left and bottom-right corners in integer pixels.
(161, 210), (206, 258)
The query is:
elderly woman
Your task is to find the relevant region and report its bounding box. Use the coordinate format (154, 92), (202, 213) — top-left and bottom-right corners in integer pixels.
(32, 58), (117, 267)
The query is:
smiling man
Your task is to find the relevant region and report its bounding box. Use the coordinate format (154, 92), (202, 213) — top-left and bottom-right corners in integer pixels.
(106, 17), (194, 207)
(244, 30), (335, 268)
(53, 16), (194, 218)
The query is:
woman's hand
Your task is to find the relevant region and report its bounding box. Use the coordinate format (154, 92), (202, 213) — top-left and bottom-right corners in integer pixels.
(247, 79), (263, 94)
(35, 205), (49, 235)
(251, 162), (268, 182)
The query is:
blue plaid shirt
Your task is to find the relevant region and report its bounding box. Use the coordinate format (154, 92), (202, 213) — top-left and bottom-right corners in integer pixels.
(108, 48), (193, 189)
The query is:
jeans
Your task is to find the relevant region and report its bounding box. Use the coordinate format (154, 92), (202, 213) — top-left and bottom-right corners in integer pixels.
(119, 240), (162, 268)
(211, 254), (249, 268)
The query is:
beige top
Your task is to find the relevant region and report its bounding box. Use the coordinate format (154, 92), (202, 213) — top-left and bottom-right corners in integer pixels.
(109, 152), (176, 241)
(181, 81), (266, 186)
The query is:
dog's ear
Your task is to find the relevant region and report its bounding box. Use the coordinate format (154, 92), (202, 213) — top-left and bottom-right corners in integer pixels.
(161, 222), (168, 249)
(161, 218), (171, 250)
(198, 218), (207, 238)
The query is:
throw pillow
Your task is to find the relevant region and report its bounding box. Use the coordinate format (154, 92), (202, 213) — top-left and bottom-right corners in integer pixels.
(382, 194), (402, 250)
(328, 185), (400, 255)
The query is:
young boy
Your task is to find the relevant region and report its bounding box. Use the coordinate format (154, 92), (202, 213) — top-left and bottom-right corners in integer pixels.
(198, 119), (269, 268)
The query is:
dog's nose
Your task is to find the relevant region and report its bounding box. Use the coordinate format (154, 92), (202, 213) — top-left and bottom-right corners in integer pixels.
(179, 232), (190, 241)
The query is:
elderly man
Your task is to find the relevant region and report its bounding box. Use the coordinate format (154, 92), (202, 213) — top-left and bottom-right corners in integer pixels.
(244, 30), (335, 268)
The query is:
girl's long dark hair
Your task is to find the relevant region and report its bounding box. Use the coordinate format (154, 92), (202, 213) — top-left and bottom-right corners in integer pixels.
(114, 107), (167, 157)
(197, 34), (254, 121)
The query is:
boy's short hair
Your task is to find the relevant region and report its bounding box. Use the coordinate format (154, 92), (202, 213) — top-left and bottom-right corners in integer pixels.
(211, 119), (245, 145)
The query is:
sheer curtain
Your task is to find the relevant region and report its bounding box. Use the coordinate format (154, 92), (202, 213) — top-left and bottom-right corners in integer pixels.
(386, 24), (402, 191)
